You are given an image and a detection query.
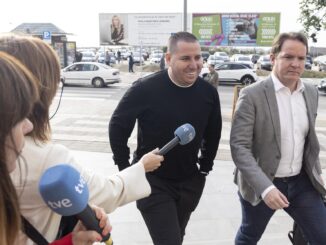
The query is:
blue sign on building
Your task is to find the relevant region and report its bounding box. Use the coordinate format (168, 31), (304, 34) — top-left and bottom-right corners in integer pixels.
(43, 31), (52, 43)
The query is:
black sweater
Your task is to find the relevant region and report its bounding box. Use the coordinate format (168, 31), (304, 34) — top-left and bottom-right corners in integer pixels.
(109, 70), (222, 180)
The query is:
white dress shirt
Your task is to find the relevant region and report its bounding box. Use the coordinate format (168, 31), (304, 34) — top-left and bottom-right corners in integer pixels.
(262, 73), (309, 198)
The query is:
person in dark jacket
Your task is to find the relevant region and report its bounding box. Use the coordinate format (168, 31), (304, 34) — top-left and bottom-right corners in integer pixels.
(128, 52), (134, 73)
(159, 54), (165, 70)
(109, 31), (222, 245)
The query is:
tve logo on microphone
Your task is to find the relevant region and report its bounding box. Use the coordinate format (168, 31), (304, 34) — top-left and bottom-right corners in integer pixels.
(75, 175), (87, 194)
(39, 164), (89, 216)
(47, 198), (72, 209)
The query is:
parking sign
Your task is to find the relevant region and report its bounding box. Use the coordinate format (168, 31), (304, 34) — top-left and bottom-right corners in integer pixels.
(43, 31), (52, 43)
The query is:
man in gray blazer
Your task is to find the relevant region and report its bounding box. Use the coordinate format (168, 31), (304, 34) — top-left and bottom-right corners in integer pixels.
(230, 32), (326, 244)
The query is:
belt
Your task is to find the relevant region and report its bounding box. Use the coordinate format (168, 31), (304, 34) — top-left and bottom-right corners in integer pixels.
(274, 173), (302, 183)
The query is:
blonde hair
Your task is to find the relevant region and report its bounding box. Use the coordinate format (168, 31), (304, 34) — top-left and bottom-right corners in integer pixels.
(0, 34), (61, 142)
(0, 51), (39, 245)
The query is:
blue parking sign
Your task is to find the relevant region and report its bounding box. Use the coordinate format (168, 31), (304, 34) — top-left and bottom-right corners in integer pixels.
(43, 31), (51, 43)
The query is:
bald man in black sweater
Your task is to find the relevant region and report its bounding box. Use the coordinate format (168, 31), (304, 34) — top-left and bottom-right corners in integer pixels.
(109, 32), (222, 245)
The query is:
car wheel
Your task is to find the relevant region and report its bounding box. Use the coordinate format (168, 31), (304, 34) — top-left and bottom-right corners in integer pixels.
(241, 76), (254, 85)
(92, 77), (104, 88)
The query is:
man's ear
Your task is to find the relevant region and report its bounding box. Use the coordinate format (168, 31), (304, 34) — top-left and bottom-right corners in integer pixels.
(165, 53), (171, 66)
(270, 54), (275, 66)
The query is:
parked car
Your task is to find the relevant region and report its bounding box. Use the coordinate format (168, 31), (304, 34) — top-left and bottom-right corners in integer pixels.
(207, 55), (224, 66)
(150, 53), (163, 64)
(61, 62), (120, 88)
(201, 51), (210, 62)
(80, 51), (96, 62)
(256, 55), (272, 71)
(213, 51), (230, 62)
(133, 52), (145, 65)
(305, 60), (312, 70)
(317, 78), (326, 93)
(121, 51), (131, 60)
(97, 52), (116, 65)
(231, 55), (253, 68)
(314, 55), (326, 72)
(306, 55), (313, 65)
(200, 62), (258, 85)
(249, 54), (260, 64)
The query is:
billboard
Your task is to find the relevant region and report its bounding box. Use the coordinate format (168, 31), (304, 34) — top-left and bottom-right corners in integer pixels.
(99, 13), (182, 46)
(192, 13), (280, 47)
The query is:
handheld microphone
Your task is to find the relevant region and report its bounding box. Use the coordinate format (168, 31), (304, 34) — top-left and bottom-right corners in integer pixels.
(158, 123), (196, 155)
(39, 164), (113, 245)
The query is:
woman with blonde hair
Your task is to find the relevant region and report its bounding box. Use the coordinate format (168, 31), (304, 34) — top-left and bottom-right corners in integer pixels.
(0, 34), (163, 244)
(111, 15), (124, 44)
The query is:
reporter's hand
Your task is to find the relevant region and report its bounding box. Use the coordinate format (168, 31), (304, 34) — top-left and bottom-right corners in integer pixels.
(72, 205), (112, 245)
(263, 188), (289, 210)
(92, 205), (112, 237)
(141, 148), (164, 172)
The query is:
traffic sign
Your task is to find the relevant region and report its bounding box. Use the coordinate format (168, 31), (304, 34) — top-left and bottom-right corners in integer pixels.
(43, 31), (52, 43)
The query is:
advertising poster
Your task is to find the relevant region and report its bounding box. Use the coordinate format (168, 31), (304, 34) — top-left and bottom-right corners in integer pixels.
(99, 13), (129, 45)
(53, 42), (65, 67)
(66, 42), (76, 66)
(256, 13), (280, 46)
(99, 13), (182, 46)
(192, 14), (222, 46)
(127, 14), (182, 46)
(192, 13), (280, 47)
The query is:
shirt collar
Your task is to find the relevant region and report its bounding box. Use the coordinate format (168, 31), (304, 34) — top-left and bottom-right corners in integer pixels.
(271, 73), (305, 93)
(167, 68), (195, 88)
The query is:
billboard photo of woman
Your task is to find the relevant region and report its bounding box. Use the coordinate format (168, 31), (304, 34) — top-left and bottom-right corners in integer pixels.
(111, 15), (124, 44)
(99, 13), (128, 45)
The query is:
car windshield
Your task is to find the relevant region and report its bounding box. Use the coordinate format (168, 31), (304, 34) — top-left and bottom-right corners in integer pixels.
(98, 63), (112, 69)
(82, 52), (94, 57)
(238, 56), (250, 61)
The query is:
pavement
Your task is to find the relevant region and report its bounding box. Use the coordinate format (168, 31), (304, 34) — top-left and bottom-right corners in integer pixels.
(72, 150), (326, 245)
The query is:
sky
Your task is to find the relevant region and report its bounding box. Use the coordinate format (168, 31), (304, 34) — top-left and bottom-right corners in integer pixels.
(0, 0), (325, 48)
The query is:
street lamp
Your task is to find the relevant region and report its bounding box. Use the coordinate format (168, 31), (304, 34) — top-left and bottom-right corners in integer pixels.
(184, 0), (187, 31)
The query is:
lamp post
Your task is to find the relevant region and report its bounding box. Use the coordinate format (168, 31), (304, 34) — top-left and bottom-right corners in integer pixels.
(183, 0), (187, 31)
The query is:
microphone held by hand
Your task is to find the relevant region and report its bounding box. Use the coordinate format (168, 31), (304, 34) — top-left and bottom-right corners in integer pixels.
(39, 164), (113, 244)
(158, 123), (195, 155)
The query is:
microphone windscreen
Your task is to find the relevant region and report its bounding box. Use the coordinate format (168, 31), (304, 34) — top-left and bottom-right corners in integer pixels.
(174, 123), (196, 145)
(39, 164), (89, 216)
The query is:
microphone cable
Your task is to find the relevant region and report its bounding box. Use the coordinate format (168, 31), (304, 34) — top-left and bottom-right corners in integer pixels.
(49, 81), (64, 120)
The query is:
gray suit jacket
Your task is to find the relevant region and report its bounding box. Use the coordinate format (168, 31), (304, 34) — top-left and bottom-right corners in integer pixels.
(230, 76), (326, 205)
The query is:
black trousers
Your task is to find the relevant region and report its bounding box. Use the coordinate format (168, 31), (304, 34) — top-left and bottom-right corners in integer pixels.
(137, 172), (206, 245)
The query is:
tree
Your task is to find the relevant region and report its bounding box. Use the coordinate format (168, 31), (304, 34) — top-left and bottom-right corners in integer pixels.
(299, 0), (326, 42)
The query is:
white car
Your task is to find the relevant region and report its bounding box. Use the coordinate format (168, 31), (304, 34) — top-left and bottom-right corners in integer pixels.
(231, 55), (254, 68)
(150, 54), (163, 64)
(207, 55), (224, 66)
(61, 62), (121, 88)
(201, 62), (258, 85)
(213, 51), (230, 62)
(314, 55), (326, 72)
(80, 51), (96, 62)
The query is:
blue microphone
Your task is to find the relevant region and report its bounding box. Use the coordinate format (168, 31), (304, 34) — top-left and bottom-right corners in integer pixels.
(158, 123), (196, 155)
(39, 164), (113, 244)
